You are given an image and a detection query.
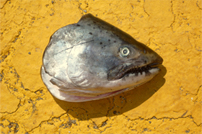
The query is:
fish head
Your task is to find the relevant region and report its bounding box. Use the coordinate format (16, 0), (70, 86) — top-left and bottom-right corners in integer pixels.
(41, 14), (163, 102)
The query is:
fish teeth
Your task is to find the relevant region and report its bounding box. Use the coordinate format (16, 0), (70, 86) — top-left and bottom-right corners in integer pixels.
(128, 70), (146, 77)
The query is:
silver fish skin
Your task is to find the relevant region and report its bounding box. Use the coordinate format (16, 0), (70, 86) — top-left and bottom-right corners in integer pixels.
(41, 14), (163, 102)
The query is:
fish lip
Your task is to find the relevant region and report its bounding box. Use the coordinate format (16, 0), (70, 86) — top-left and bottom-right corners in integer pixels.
(108, 61), (162, 80)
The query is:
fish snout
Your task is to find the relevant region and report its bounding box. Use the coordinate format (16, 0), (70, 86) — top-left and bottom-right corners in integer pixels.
(153, 54), (163, 65)
(141, 48), (163, 67)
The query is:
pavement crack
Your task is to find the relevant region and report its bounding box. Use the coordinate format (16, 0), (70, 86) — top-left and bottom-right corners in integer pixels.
(187, 35), (202, 52)
(185, 85), (201, 96)
(59, 113), (77, 129)
(196, 1), (202, 10)
(27, 112), (67, 133)
(100, 119), (108, 127)
(123, 114), (202, 127)
(143, 1), (150, 16)
(170, 0), (176, 31)
(180, 110), (188, 117)
(66, 107), (89, 120)
(0, 50), (11, 63)
(0, 0), (10, 9)
(10, 29), (22, 43)
(90, 120), (100, 131)
(106, 97), (115, 116)
(27, 99), (37, 116)
(100, 126), (112, 133)
(0, 99), (21, 114)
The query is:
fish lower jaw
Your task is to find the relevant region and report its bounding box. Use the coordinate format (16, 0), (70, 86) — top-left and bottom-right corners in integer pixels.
(42, 66), (160, 102)
(148, 67), (160, 74)
(147, 67), (160, 75)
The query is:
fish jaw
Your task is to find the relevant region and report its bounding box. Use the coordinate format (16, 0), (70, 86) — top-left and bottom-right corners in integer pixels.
(41, 66), (160, 102)
(103, 66), (161, 92)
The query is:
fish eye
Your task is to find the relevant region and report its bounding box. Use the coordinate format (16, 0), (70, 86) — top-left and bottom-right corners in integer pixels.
(119, 46), (130, 57)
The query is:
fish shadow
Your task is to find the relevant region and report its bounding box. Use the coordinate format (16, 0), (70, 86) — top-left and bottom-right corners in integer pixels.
(54, 65), (166, 120)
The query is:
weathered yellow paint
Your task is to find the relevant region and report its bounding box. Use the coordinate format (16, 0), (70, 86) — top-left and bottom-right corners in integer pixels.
(0, 0), (201, 133)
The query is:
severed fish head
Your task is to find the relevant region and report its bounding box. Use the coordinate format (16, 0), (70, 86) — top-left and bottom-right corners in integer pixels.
(41, 14), (163, 102)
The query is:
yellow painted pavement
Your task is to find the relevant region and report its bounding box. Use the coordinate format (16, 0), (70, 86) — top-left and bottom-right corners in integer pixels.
(0, 0), (201, 133)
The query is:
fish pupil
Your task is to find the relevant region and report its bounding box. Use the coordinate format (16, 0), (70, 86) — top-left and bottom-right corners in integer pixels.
(123, 49), (128, 54)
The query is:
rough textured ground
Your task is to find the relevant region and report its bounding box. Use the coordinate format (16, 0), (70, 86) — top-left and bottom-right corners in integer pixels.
(0, 0), (201, 133)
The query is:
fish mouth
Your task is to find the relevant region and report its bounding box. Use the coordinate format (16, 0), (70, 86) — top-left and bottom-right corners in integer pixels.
(108, 61), (162, 81)
(120, 63), (160, 79)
